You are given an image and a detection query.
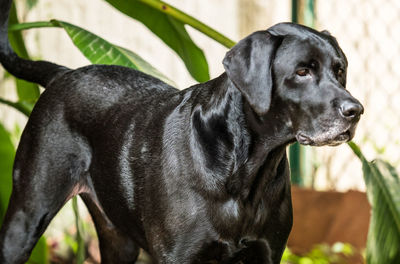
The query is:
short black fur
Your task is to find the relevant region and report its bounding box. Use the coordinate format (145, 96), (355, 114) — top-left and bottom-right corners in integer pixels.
(0, 1), (363, 263)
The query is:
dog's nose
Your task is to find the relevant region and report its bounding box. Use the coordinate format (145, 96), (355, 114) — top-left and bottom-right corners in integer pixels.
(339, 100), (364, 120)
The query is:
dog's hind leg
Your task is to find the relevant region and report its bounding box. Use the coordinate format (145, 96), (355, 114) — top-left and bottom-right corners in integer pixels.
(80, 193), (140, 264)
(0, 118), (91, 264)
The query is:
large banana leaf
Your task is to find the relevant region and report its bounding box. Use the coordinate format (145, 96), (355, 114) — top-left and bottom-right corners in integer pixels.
(9, 20), (175, 86)
(348, 142), (400, 263)
(52, 20), (175, 86)
(104, 0), (210, 82)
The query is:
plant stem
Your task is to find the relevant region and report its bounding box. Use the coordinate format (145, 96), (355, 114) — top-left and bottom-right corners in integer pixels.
(8, 21), (57, 31)
(136, 0), (236, 48)
(0, 98), (31, 116)
(347, 141), (364, 160)
(72, 197), (86, 264)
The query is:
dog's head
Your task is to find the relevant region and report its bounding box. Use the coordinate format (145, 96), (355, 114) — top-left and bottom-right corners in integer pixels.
(223, 22), (363, 146)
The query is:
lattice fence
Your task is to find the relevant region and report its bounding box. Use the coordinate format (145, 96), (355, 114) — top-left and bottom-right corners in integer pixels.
(309, 0), (400, 190)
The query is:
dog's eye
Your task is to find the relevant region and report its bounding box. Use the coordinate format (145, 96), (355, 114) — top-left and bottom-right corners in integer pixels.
(310, 61), (317, 69)
(296, 69), (310, 77)
(337, 68), (345, 77)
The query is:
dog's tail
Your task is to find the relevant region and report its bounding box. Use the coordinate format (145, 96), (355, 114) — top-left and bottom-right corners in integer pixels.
(0, 0), (69, 87)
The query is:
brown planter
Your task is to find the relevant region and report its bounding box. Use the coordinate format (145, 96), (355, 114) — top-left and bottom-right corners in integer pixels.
(288, 186), (370, 263)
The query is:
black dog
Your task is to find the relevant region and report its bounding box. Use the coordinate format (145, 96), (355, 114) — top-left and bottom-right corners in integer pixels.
(0, 0), (363, 263)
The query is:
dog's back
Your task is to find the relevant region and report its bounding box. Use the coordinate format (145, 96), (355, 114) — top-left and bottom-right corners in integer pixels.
(35, 64), (178, 131)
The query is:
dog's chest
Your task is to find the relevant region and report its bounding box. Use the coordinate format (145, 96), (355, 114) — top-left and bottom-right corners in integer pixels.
(220, 198), (241, 220)
(212, 197), (270, 239)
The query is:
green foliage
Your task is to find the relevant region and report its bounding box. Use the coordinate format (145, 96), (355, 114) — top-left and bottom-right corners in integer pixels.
(28, 236), (49, 264)
(72, 197), (85, 264)
(348, 142), (400, 264)
(25, 0), (38, 10)
(51, 20), (175, 86)
(10, 19), (176, 86)
(0, 124), (14, 223)
(105, 0), (210, 82)
(9, 123), (22, 148)
(281, 243), (355, 264)
(364, 160), (400, 263)
(0, 97), (33, 116)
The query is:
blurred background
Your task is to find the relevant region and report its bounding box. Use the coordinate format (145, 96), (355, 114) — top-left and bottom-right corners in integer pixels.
(0, 0), (399, 263)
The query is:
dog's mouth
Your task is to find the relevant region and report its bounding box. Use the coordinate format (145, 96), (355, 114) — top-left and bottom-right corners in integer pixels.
(296, 128), (353, 147)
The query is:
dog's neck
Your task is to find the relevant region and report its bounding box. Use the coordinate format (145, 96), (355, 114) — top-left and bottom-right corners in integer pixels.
(204, 73), (296, 149)
(193, 73), (295, 199)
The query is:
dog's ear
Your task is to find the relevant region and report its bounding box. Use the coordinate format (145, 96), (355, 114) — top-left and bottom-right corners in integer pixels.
(223, 31), (281, 115)
(320, 29), (332, 36)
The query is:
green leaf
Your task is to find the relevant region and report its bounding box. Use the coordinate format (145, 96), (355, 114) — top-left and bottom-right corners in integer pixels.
(8, 2), (40, 104)
(363, 160), (400, 264)
(0, 97), (33, 117)
(116, 46), (175, 85)
(7, 20), (176, 86)
(50, 20), (175, 86)
(135, 0), (235, 48)
(72, 197), (86, 264)
(104, 0), (210, 82)
(25, 0), (39, 11)
(348, 142), (400, 264)
(27, 236), (49, 264)
(0, 124), (15, 223)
